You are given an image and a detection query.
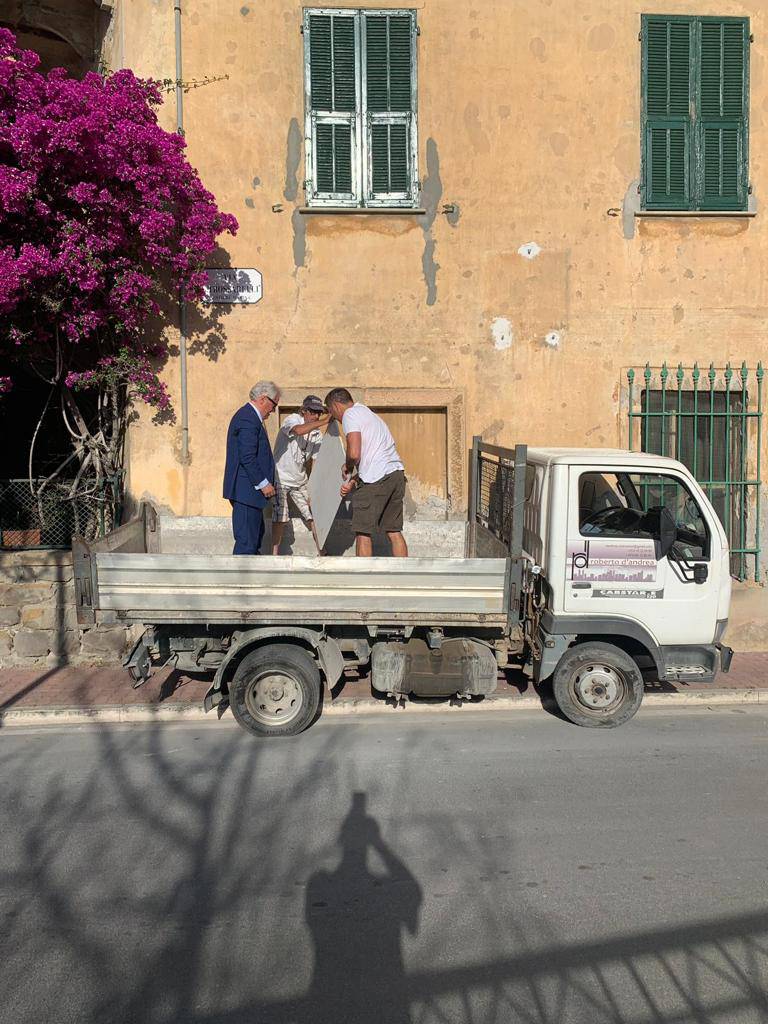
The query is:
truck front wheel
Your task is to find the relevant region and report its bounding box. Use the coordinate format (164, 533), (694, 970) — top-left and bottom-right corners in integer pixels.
(229, 644), (321, 737)
(552, 642), (643, 728)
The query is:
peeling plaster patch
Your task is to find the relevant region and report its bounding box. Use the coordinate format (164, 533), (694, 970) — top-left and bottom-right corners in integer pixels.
(544, 330), (561, 348)
(491, 318), (513, 351)
(622, 179), (640, 239)
(419, 138), (442, 306)
(240, 5), (250, 14)
(284, 118), (302, 202)
(498, 104), (511, 119)
(684, 268), (694, 279)
(464, 103), (490, 154)
(518, 241), (541, 260)
(530, 37), (547, 62)
(252, 176), (261, 188)
(549, 132), (569, 156)
(446, 203), (461, 227)
(484, 419), (505, 442)
(673, 304), (685, 324)
(421, 240), (439, 306)
(291, 206), (306, 269)
(588, 23), (615, 50)
(613, 135), (637, 179)
(245, 198), (255, 208)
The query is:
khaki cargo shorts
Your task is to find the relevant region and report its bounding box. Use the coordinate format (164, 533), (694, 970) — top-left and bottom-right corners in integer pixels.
(273, 483), (313, 524)
(351, 470), (406, 535)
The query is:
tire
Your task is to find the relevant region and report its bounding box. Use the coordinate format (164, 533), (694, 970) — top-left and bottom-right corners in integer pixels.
(229, 643), (321, 738)
(552, 642), (643, 729)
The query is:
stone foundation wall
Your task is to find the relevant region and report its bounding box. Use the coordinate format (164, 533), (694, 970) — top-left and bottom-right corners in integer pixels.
(0, 551), (131, 668)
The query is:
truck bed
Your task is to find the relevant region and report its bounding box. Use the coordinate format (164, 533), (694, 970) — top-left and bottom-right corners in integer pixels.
(90, 553), (509, 626)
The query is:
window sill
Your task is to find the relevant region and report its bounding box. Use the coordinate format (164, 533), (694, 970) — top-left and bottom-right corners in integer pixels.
(299, 207), (426, 216)
(635, 210), (756, 218)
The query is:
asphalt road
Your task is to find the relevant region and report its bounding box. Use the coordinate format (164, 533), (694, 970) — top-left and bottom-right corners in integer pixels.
(2, 707), (768, 1024)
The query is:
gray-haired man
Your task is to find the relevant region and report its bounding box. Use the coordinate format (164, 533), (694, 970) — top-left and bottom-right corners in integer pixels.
(223, 381), (280, 555)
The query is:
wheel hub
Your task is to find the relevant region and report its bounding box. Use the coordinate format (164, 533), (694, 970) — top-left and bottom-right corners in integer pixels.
(573, 664), (622, 709)
(245, 671), (302, 725)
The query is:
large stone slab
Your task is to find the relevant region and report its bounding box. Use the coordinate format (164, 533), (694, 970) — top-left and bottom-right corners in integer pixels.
(308, 419), (348, 550)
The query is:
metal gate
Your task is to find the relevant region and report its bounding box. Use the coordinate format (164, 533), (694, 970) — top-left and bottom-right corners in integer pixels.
(627, 362), (763, 581)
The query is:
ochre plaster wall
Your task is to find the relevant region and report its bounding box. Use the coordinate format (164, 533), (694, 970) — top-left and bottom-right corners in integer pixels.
(116, 0), (767, 516)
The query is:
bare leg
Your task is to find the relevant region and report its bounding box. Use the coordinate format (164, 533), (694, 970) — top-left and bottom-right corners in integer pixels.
(387, 532), (408, 557)
(307, 519), (324, 555)
(271, 520), (285, 556)
(356, 533), (373, 557)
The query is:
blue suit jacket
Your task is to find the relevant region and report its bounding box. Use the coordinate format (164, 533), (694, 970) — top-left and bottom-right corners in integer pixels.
(223, 404), (276, 509)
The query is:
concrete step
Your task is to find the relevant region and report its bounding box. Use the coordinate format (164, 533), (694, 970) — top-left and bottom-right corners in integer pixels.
(159, 515), (467, 558)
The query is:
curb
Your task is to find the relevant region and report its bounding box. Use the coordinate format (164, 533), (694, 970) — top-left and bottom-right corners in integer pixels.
(0, 688), (763, 727)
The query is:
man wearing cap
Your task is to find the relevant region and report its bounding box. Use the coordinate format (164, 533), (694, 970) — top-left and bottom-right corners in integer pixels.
(271, 395), (330, 555)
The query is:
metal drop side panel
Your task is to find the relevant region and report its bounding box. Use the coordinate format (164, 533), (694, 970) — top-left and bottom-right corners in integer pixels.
(93, 554), (508, 625)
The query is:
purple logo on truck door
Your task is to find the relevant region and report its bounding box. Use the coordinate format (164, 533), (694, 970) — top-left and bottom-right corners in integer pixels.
(568, 540), (657, 583)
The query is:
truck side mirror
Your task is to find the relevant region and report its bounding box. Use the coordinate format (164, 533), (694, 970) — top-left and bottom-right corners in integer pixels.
(656, 506), (677, 560)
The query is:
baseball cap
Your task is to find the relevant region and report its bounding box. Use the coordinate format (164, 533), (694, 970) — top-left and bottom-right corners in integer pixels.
(302, 394), (326, 412)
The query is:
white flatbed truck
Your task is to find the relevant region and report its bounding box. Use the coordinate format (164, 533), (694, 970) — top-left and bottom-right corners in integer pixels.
(73, 441), (734, 737)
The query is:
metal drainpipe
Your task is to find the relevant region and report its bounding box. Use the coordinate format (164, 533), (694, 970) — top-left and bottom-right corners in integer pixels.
(173, 0), (190, 463)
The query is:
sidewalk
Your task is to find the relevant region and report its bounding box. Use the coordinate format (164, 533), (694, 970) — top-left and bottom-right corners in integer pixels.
(2, 652), (768, 726)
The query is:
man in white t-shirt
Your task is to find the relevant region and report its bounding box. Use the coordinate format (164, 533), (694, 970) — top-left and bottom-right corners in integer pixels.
(324, 387), (408, 558)
(271, 395), (330, 554)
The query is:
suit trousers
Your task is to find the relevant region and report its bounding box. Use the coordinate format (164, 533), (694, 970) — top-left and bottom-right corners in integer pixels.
(231, 501), (265, 555)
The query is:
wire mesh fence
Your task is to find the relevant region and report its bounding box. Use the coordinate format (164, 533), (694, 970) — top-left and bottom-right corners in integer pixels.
(0, 476), (123, 550)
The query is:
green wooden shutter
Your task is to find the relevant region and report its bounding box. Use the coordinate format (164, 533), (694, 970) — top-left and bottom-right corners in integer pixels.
(306, 11), (358, 204)
(643, 16), (693, 209)
(363, 12), (416, 204)
(309, 14), (356, 113)
(315, 123), (353, 193)
(698, 18), (748, 210)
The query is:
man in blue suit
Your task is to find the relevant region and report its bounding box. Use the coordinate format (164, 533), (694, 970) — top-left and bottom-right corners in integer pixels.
(223, 380), (281, 555)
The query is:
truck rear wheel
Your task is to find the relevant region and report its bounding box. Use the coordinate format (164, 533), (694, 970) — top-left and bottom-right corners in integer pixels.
(229, 644), (321, 737)
(552, 642), (643, 728)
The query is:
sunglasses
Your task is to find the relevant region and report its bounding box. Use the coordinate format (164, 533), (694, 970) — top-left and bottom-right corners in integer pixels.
(265, 395), (279, 410)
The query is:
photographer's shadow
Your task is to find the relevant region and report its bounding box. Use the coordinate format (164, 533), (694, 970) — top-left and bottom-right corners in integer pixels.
(302, 793), (422, 1023)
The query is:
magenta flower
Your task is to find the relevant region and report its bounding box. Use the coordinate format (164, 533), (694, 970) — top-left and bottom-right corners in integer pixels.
(0, 28), (237, 423)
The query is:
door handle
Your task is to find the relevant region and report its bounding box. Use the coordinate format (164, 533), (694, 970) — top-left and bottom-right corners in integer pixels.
(693, 564), (708, 584)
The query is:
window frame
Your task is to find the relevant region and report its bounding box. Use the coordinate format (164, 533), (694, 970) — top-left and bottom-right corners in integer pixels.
(577, 470), (711, 561)
(303, 6), (419, 209)
(640, 13), (750, 213)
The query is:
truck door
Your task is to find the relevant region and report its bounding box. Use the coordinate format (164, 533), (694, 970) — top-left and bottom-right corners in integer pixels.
(564, 466), (722, 646)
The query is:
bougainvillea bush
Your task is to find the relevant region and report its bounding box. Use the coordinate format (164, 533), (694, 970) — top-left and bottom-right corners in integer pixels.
(0, 29), (236, 526)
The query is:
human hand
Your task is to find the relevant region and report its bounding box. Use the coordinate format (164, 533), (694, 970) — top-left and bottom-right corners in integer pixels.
(261, 483), (276, 499)
(340, 480), (355, 498)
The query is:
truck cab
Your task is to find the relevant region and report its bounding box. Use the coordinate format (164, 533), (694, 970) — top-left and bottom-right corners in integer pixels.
(521, 448), (733, 725)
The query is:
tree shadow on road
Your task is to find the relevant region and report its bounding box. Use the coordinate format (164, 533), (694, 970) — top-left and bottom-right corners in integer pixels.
(0, 718), (767, 1024)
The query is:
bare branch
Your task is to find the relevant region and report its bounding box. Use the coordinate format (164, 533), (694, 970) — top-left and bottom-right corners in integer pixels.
(27, 382), (57, 493)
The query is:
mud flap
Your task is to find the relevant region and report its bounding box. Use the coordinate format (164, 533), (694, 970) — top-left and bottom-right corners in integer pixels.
(124, 634), (152, 688)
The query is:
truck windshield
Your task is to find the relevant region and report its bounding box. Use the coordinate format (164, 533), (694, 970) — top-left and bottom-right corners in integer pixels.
(579, 472), (709, 560)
